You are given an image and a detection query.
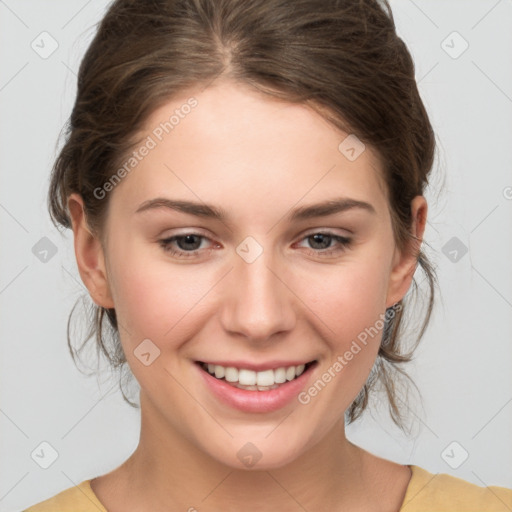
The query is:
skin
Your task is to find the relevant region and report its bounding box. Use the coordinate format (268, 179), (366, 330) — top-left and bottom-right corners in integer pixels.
(68, 79), (427, 512)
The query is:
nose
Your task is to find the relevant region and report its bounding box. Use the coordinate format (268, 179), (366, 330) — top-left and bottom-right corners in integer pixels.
(219, 246), (296, 342)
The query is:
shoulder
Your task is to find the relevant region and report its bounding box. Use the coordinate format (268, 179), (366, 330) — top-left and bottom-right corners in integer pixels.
(23, 480), (107, 512)
(400, 465), (512, 512)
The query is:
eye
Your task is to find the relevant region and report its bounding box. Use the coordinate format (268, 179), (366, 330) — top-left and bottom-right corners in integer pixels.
(158, 230), (352, 260)
(158, 233), (215, 259)
(296, 231), (352, 257)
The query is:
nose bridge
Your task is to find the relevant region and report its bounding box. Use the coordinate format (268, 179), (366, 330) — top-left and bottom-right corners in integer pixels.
(221, 241), (295, 340)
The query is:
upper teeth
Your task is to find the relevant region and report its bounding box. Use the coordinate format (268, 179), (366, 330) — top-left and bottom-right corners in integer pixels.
(204, 363), (307, 386)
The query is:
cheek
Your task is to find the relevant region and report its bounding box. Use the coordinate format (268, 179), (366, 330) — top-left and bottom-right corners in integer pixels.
(298, 253), (390, 343)
(293, 253), (391, 406)
(107, 245), (217, 349)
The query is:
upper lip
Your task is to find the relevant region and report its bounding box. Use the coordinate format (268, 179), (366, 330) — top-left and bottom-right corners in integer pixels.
(196, 359), (316, 372)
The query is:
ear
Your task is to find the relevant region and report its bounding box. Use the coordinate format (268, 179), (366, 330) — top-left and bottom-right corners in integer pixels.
(385, 195), (427, 308)
(67, 193), (115, 309)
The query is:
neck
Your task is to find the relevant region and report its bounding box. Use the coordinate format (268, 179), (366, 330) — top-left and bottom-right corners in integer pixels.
(112, 393), (382, 512)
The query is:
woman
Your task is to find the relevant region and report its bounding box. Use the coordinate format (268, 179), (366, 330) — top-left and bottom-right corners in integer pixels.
(24, 0), (512, 510)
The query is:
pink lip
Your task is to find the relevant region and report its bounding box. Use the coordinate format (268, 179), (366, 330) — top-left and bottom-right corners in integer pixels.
(196, 359), (315, 372)
(195, 361), (318, 413)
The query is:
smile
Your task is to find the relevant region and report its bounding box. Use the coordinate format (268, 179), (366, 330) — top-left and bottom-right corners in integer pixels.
(198, 361), (315, 390)
(195, 359), (318, 413)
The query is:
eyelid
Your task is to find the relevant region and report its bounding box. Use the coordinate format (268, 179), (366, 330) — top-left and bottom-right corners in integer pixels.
(158, 226), (212, 238)
(298, 226), (352, 238)
(159, 227), (350, 244)
(294, 230), (352, 246)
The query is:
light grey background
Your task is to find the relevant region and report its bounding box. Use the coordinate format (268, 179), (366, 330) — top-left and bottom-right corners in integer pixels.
(1, 1), (511, 510)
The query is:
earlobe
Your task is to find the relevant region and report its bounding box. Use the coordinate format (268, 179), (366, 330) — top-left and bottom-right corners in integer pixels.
(385, 196), (428, 308)
(67, 193), (115, 309)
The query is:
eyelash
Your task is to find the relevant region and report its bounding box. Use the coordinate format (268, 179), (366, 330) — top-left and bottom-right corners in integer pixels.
(158, 231), (352, 259)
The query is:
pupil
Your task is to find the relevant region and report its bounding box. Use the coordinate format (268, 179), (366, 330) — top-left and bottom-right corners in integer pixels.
(178, 234), (201, 250)
(310, 233), (331, 249)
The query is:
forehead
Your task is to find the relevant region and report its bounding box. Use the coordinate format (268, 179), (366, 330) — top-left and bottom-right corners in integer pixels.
(109, 80), (388, 218)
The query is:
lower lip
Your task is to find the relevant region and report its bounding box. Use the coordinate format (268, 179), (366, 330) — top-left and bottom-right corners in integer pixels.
(195, 361), (317, 413)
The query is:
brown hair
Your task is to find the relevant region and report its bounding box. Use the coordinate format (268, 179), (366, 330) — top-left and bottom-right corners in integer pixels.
(48, 0), (437, 431)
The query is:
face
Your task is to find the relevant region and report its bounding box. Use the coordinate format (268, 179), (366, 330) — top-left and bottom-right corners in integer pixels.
(70, 79), (425, 470)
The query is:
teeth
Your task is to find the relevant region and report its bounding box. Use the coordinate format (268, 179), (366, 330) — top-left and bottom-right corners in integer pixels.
(214, 365), (225, 379)
(256, 369), (274, 386)
(236, 384), (258, 391)
(274, 367), (287, 383)
(202, 361), (311, 387)
(224, 367), (238, 382)
(238, 368), (256, 386)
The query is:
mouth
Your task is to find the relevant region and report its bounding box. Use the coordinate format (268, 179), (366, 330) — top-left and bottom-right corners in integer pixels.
(195, 360), (318, 391)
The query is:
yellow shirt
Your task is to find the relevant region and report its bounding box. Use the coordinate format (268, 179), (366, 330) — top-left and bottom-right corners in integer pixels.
(23, 465), (512, 511)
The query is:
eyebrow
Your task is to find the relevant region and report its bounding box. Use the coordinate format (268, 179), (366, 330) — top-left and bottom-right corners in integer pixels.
(135, 196), (376, 221)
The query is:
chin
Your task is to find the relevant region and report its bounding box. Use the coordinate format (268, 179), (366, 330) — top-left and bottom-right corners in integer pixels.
(206, 432), (312, 471)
